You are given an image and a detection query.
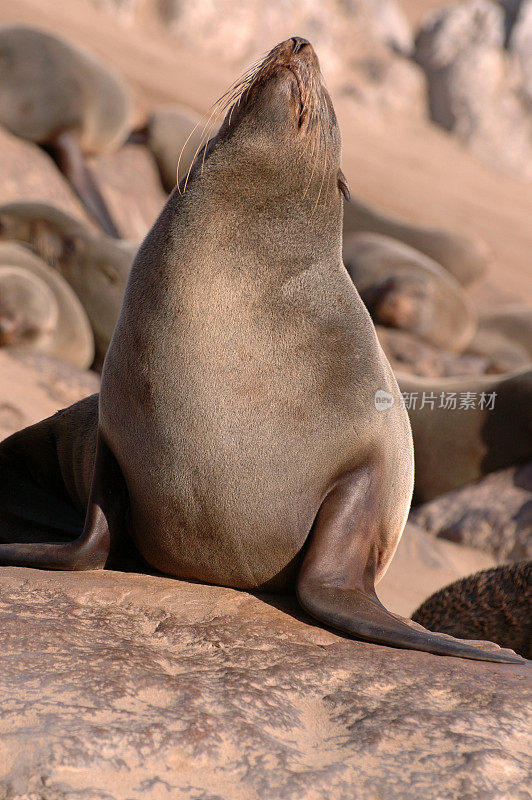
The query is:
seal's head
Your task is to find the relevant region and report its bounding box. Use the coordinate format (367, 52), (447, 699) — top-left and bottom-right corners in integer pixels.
(180, 38), (349, 240)
(362, 274), (433, 332)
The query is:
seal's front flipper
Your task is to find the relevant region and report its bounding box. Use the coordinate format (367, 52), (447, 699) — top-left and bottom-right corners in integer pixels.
(296, 472), (525, 664)
(0, 435), (124, 570)
(52, 131), (121, 239)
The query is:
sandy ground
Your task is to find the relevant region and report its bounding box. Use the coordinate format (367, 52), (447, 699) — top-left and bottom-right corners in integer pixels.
(0, 0), (530, 307)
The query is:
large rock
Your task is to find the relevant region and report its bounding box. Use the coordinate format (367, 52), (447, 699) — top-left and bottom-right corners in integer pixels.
(415, 0), (532, 179)
(0, 566), (529, 800)
(86, 0), (425, 117)
(410, 461), (532, 562)
(0, 349), (99, 441)
(89, 144), (167, 239)
(0, 125), (91, 222)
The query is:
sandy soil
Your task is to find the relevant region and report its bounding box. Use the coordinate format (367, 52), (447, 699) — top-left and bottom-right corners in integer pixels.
(0, 0), (530, 306)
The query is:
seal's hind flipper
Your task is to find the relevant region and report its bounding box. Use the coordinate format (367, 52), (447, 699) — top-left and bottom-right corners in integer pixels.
(0, 434), (124, 570)
(296, 470), (525, 664)
(52, 131), (121, 239)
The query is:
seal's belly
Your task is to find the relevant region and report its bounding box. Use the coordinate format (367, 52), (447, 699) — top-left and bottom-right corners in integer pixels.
(122, 385), (345, 589)
(103, 272), (389, 589)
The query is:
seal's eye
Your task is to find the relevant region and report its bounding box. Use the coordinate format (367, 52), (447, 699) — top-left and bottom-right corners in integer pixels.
(338, 170), (350, 201)
(63, 238), (76, 257)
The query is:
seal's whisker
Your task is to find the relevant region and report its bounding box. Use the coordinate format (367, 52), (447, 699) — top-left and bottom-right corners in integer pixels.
(310, 121), (329, 218)
(179, 106), (222, 195)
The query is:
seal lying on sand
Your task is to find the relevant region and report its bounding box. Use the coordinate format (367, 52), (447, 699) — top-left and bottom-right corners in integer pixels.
(343, 194), (489, 286)
(0, 25), (132, 237)
(343, 232), (476, 352)
(0, 202), (135, 364)
(0, 242), (94, 368)
(0, 39), (520, 663)
(468, 305), (532, 373)
(398, 368), (532, 502)
(412, 562), (531, 659)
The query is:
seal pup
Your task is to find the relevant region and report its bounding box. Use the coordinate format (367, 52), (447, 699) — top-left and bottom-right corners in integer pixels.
(343, 194), (489, 286)
(0, 202), (136, 364)
(412, 562), (531, 659)
(0, 39), (521, 663)
(343, 232), (476, 352)
(0, 26), (133, 237)
(0, 242), (94, 368)
(398, 368), (532, 502)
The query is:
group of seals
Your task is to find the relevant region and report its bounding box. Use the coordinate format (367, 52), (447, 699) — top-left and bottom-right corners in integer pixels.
(343, 194), (489, 286)
(0, 26), (132, 237)
(0, 38), (521, 663)
(343, 232), (476, 352)
(0, 242), (93, 368)
(0, 202), (136, 365)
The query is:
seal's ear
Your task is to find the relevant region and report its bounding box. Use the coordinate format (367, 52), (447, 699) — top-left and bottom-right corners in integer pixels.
(338, 170), (350, 201)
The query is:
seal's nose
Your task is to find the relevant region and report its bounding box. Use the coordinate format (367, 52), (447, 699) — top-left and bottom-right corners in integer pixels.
(291, 37), (310, 54)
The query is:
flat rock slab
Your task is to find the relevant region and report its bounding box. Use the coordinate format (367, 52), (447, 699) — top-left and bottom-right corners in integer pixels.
(0, 568), (530, 800)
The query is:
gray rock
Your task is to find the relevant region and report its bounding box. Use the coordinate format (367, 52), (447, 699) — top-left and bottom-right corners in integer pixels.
(0, 567), (529, 799)
(415, 0), (532, 180)
(410, 461), (532, 561)
(88, 144), (167, 239)
(97, 0), (424, 117)
(0, 125), (92, 223)
(0, 349), (99, 441)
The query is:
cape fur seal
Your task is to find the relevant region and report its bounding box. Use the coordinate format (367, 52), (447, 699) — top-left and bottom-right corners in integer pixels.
(343, 232), (476, 352)
(0, 202), (136, 364)
(412, 562), (531, 659)
(0, 242), (94, 368)
(343, 194), (489, 286)
(468, 305), (532, 373)
(0, 26), (133, 237)
(398, 368), (532, 502)
(0, 39), (521, 663)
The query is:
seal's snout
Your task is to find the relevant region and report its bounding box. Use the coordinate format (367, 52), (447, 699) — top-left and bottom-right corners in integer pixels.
(291, 36), (310, 54)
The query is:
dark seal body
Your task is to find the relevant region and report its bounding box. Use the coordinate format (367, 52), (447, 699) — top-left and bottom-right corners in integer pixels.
(412, 562), (532, 659)
(0, 39), (522, 663)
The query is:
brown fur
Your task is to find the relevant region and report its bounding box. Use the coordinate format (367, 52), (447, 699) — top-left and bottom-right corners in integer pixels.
(343, 232), (476, 352)
(0, 203), (135, 364)
(398, 369), (532, 502)
(0, 242), (94, 368)
(0, 39), (523, 663)
(0, 26), (133, 236)
(343, 195), (489, 286)
(412, 562), (531, 659)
